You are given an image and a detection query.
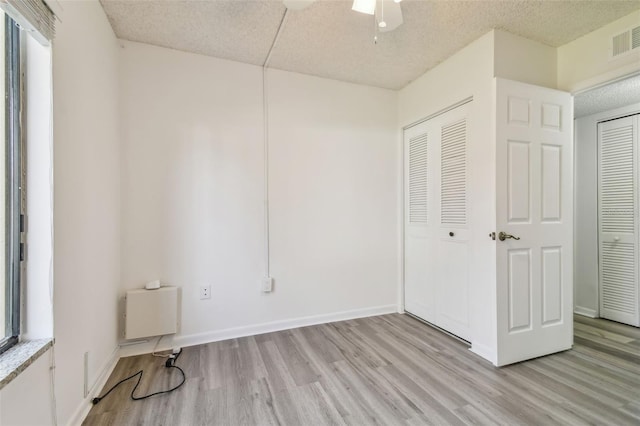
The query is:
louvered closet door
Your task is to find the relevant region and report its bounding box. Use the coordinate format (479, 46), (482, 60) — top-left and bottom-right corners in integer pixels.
(436, 105), (471, 342)
(404, 102), (471, 342)
(404, 119), (439, 324)
(598, 115), (640, 327)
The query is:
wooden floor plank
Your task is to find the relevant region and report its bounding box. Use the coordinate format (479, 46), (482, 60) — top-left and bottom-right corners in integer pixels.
(84, 314), (640, 425)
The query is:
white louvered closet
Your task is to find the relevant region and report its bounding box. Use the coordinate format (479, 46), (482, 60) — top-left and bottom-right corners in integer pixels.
(404, 102), (471, 341)
(598, 114), (640, 327)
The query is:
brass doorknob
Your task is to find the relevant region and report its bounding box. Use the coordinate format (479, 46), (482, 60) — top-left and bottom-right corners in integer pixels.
(498, 231), (520, 241)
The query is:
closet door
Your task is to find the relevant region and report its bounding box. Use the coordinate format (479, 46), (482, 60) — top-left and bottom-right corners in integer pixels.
(598, 114), (640, 326)
(436, 106), (471, 341)
(404, 120), (438, 324)
(404, 102), (471, 342)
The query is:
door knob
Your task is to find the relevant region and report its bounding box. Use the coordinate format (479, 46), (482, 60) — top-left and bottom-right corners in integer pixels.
(449, 231), (455, 237)
(498, 231), (520, 241)
(614, 236), (620, 242)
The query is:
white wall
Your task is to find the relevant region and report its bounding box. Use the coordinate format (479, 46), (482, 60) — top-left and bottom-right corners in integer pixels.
(268, 69), (399, 315)
(493, 29), (557, 89)
(51, 0), (122, 422)
(398, 31), (497, 361)
(1, 1), (121, 424)
(119, 41), (399, 351)
(558, 10), (640, 92)
(574, 103), (640, 317)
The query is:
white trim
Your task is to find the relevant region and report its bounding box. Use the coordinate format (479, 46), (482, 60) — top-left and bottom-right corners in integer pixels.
(397, 124), (405, 314)
(120, 305), (398, 358)
(574, 306), (598, 318)
(402, 96), (473, 130)
(568, 67), (640, 95)
(68, 346), (119, 426)
(469, 343), (496, 365)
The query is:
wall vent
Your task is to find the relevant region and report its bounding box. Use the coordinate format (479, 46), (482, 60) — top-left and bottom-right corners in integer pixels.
(632, 26), (640, 50)
(611, 26), (640, 58)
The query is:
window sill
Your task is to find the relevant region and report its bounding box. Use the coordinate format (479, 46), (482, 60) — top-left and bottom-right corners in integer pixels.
(0, 338), (53, 391)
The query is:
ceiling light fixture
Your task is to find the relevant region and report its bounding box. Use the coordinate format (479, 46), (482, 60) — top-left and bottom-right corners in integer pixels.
(378, 0), (386, 28)
(365, 0), (404, 33)
(352, 0), (376, 15)
(283, 0), (403, 33)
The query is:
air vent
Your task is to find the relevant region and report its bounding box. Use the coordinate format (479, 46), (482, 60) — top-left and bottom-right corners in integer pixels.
(611, 26), (640, 58)
(633, 26), (640, 50)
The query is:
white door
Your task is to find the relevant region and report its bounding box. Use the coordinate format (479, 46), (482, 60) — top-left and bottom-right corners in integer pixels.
(598, 114), (640, 327)
(435, 106), (471, 341)
(404, 118), (438, 325)
(495, 78), (573, 366)
(404, 102), (471, 341)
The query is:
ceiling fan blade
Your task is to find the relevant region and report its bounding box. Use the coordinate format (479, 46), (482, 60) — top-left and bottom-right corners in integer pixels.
(375, 0), (403, 32)
(283, 0), (317, 10)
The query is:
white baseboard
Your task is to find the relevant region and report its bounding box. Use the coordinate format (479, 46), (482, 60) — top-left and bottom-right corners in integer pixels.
(469, 343), (497, 366)
(68, 346), (119, 426)
(119, 304), (398, 358)
(174, 304), (398, 352)
(574, 306), (598, 318)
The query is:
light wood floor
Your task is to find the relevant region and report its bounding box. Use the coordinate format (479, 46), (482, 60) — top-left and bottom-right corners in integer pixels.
(84, 314), (640, 425)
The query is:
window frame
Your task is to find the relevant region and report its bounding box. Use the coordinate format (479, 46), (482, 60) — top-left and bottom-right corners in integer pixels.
(1, 14), (21, 355)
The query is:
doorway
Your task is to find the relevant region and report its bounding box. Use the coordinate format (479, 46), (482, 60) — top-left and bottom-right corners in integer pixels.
(574, 74), (640, 327)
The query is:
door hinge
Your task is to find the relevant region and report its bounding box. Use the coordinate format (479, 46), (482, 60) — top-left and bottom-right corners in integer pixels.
(19, 214), (24, 232)
(19, 242), (24, 261)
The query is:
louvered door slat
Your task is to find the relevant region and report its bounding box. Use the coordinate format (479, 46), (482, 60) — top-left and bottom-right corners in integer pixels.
(409, 133), (428, 224)
(600, 123), (634, 234)
(601, 243), (636, 314)
(441, 119), (467, 225)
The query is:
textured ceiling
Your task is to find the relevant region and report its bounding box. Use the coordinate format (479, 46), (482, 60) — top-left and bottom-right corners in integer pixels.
(575, 75), (640, 118)
(100, 1), (640, 90)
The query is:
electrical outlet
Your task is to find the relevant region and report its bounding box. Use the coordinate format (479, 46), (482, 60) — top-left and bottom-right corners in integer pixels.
(200, 285), (211, 300)
(262, 277), (273, 293)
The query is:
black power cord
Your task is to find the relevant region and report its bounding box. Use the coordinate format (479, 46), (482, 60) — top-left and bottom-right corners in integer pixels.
(92, 349), (185, 405)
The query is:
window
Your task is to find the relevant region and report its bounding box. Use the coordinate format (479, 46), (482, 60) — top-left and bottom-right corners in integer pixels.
(0, 13), (22, 355)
